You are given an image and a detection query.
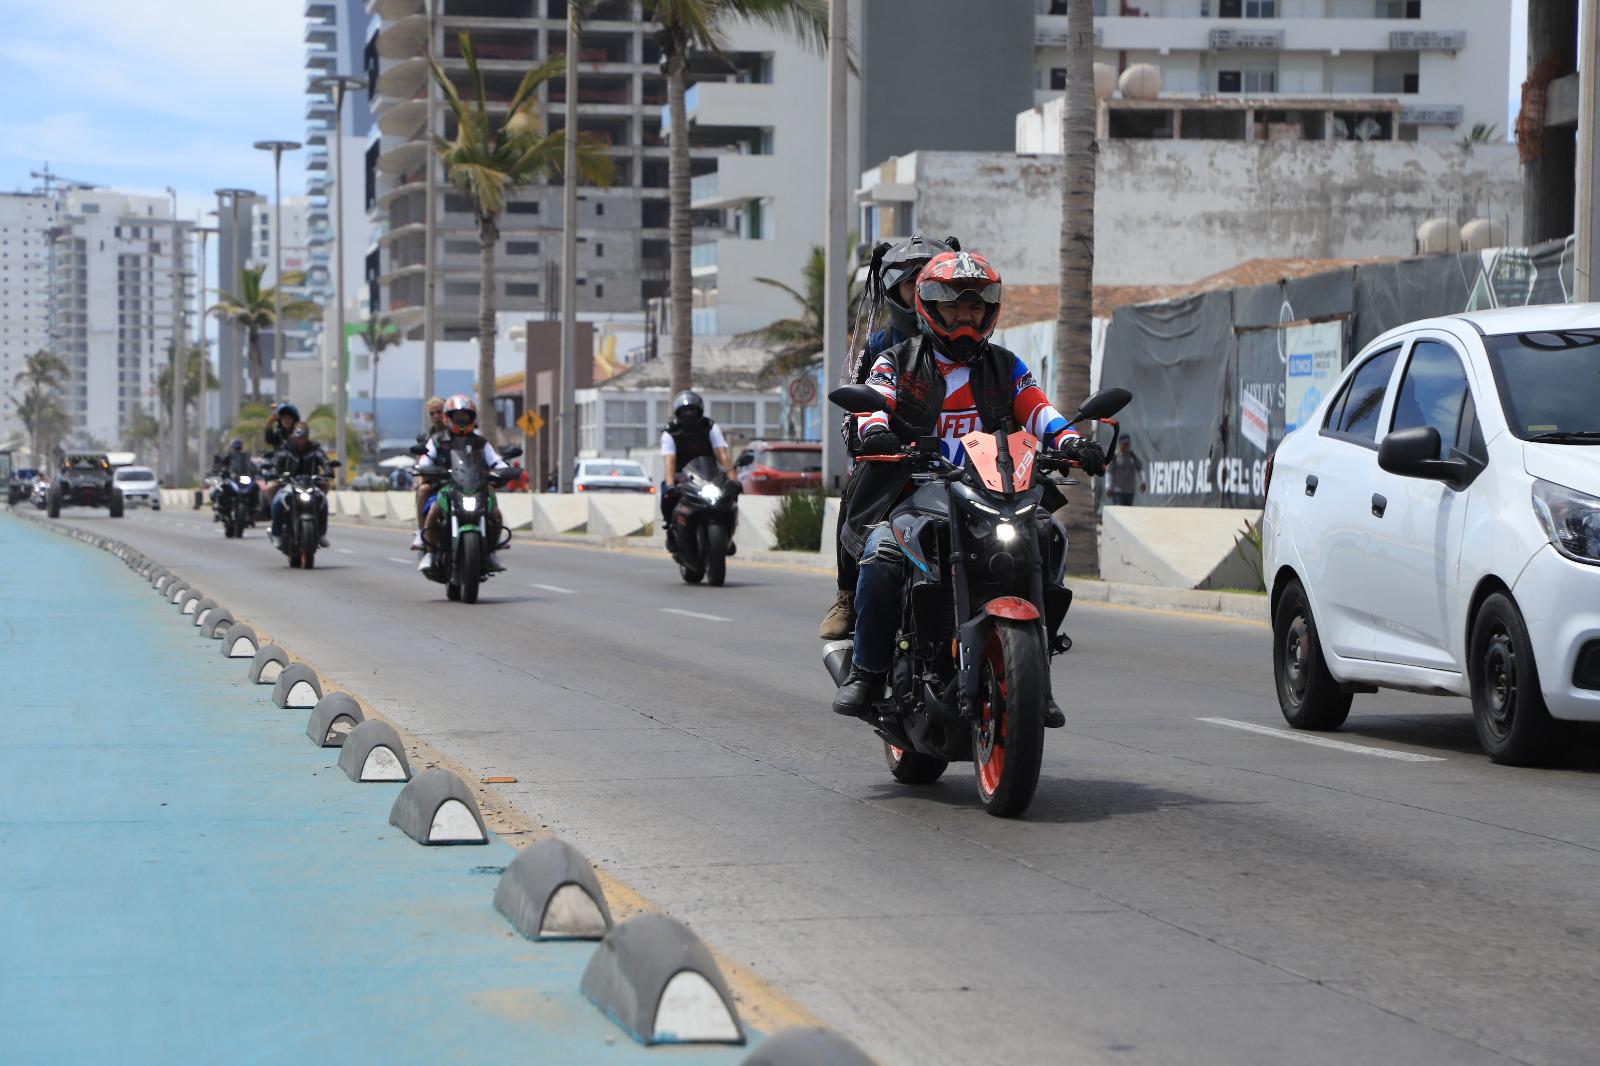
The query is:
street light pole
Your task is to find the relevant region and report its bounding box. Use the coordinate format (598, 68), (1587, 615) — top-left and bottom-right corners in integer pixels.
(316, 74), (368, 479)
(820, 0), (850, 491)
(558, 6), (580, 492)
(213, 188), (257, 420)
(254, 140), (303, 399)
(422, 0), (438, 422)
(194, 225), (218, 470)
(1576, 0), (1598, 301)
(167, 187), (186, 487)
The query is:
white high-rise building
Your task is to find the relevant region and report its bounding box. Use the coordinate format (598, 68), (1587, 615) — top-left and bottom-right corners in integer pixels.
(46, 189), (189, 448)
(0, 192), (60, 447)
(1033, 0), (1512, 142)
(248, 196), (318, 360)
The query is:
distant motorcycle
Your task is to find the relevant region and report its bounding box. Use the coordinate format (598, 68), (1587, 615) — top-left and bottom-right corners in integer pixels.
(268, 467), (335, 569)
(215, 470), (259, 539)
(416, 440), (520, 604)
(669, 456), (741, 586)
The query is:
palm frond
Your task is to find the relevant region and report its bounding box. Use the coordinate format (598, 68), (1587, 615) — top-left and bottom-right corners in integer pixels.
(505, 54), (565, 127)
(725, 0), (830, 53)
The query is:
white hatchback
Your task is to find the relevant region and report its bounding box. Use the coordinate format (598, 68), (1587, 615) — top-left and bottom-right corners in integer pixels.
(1263, 304), (1600, 764)
(113, 466), (161, 509)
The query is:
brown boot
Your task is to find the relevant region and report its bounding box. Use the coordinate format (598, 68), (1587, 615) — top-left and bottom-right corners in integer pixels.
(819, 589), (855, 640)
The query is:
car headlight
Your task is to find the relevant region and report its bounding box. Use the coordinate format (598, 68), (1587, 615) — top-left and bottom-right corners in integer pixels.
(701, 484), (723, 504)
(1533, 479), (1600, 565)
(995, 522), (1017, 543)
(461, 495), (479, 513)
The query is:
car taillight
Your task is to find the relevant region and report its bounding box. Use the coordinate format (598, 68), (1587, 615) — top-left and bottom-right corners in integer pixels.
(647, 485), (656, 494)
(1263, 451), (1275, 499)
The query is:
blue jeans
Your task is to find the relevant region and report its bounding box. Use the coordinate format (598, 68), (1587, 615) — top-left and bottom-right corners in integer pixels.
(271, 488), (328, 538)
(852, 524), (903, 673)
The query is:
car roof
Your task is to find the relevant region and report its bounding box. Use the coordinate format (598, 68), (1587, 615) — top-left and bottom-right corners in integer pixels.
(117, 466), (155, 476)
(1367, 303), (1600, 350)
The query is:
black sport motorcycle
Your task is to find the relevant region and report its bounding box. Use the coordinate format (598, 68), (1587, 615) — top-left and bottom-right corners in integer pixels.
(823, 383), (1130, 818)
(670, 456), (740, 587)
(267, 465), (336, 569)
(416, 440), (520, 604)
(215, 470), (260, 539)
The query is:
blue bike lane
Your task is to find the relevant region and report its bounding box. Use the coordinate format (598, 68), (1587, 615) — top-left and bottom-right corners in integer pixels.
(0, 514), (759, 1065)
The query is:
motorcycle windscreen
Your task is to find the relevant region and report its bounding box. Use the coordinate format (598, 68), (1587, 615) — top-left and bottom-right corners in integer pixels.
(1009, 430), (1039, 491)
(449, 443), (487, 494)
(961, 433), (1005, 492)
(681, 455), (721, 483)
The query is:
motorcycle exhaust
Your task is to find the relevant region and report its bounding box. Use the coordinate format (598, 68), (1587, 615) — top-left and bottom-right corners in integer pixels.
(822, 640), (854, 688)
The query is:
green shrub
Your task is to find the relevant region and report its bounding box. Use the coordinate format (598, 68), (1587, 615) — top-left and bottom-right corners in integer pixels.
(770, 489), (827, 552)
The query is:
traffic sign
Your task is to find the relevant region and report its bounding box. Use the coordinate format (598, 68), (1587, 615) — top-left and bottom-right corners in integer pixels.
(787, 372), (817, 407)
(517, 410), (546, 436)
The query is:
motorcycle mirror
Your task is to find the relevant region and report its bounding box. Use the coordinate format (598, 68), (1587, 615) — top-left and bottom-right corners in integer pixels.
(1071, 388), (1133, 425)
(501, 446), (524, 460)
(829, 384), (887, 414)
(408, 444), (426, 456)
(326, 459), (342, 468)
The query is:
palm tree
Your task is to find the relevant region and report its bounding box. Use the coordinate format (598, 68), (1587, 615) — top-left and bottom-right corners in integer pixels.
(632, 0), (830, 395)
(14, 349), (69, 466)
(208, 266), (320, 404)
(734, 243), (863, 380)
(121, 410), (163, 465)
(155, 346), (220, 424)
(428, 33), (613, 436)
(1052, 0), (1098, 577)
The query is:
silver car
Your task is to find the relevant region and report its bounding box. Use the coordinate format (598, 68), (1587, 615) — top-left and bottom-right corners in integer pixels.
(113, 466), (161, 509)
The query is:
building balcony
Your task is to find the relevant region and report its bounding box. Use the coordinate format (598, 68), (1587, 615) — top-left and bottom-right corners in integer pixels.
(1055, 16), (1428, 54)
(689, 154), (775, 211)
(377, 97), (428, 138)
(660, 81), (776, 136)
(368, 0), (422, 17)
(306, 0), (337, 20)
(1034, 16), (1101, 48)
(375, 56), (429, 102)
(690, 242), (717, 277)
(375, 139), (427, 175)
(306, 22), (337, 46)
(376, 14), (430, 60)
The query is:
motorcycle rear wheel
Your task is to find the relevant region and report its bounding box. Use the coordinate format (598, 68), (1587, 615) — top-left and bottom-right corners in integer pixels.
(884, 741), (948, 784)
(460, 530), (482, 604)
(446, 581), (461, 601)
(972, 619), (1046, 818)
(705, 524), (728, 587)
(679, 564), (704, 585)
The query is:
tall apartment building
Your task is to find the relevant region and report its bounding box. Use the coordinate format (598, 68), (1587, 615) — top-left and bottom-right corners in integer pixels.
(364, 0), (733, 345)
(1033, 0), (1511, 141)
(306, 0), (374, 322)
(0, 192), (60, 447)
(46, 190), (189, 447)
(249, 196), (318, 360)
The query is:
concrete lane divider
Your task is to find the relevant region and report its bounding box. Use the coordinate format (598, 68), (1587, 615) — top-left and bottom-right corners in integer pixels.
(168, 582), (190, 605)
(221, 623), (259, 658)
(739, 1029), (874, 1065)
(204, 609), (236, 639)
(249, 644), (290, 683)
(388, 767), (487, 845)
(337, 720), (412, 782)
(271, 663), (323, 709)
(580, 913), (745, 1047)
(305, 692), (364, 747)
(180, 591), (204, 617)
(493, 837), (614, 942)
(192, 599), (220, 630)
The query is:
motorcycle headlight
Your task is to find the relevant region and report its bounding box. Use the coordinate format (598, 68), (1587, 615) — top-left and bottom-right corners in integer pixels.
(701, 484), (723, 504)
(239, 476), (251, 484)
(994, 522), (1017, 544)
(1533, 479), (1600, 565)
(461, 495), (479, 513)
(298, 491), (312, 502)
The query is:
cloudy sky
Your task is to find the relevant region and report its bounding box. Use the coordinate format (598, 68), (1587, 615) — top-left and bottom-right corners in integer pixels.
(0, 0), (1534, 221)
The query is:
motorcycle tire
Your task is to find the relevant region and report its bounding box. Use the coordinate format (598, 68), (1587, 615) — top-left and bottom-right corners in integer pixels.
(705, 524), (728, 587)
(47, 485), (60, 519)
(972, 619), (1047, 819)
(459, 530), (482, 605)
(679, 565), (704, 585)
(109, 489), (124, 519)
(299, 515), (318, 570)
(288, 553), (303, 569)
(884, 741), (948, 785)
(446, 580), (462, 601)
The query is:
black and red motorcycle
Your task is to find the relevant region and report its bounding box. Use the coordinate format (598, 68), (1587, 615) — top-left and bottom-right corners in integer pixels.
(824, 384), (1130, 817)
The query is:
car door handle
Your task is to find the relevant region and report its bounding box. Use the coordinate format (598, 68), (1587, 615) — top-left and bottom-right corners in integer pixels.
(1304, 475), (1318, 497)
(1371, 493), (1387, 518)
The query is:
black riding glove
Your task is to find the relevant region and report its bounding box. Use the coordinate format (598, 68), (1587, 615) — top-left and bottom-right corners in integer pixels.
(1059, 436), (1108, 476)
(857, 427), (902, 457)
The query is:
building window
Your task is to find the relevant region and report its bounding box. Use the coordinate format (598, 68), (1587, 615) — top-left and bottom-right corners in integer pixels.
(1218, 70), (1241, 93)
(595, 242), (604, 258)
(507, 201), (540, 215)
(1244, 0), (1275, 15)
(595, 201), (605, 216)
(595, 283), (604, 299)
(1243, 69), (1277, 92)
(506, 240), (540, 255)
(1049, 68), (1067, 91)
(506, 282), (539, 297)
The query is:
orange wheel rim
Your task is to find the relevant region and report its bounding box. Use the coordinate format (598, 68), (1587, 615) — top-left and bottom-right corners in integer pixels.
(976, 633), (1007, 798)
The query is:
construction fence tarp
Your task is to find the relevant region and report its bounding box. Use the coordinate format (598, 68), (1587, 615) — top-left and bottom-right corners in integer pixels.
(1100, 236), (1577, 509)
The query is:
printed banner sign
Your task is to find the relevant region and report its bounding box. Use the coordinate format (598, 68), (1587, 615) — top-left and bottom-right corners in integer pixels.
(1240, 387), (1270, 453)
(1283, 321), (1343, 433)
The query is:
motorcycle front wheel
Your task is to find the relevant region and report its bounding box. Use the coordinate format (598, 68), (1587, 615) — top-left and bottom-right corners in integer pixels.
(972, 619), (1047, 818)
(459, 530), (482, 604)
(298, 514), (318, 570)
(705, 523), (728, 587)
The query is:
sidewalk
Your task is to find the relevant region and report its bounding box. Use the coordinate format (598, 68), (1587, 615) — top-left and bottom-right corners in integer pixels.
(0, 513), (756, 1064)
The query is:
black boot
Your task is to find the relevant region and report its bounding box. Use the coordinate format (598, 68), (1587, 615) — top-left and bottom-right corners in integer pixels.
(1045, 697), (1066, 729)
(832, 667), (886, 717)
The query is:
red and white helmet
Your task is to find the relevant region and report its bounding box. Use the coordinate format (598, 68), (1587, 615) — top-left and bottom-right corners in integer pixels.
(443, 394), (477, 436)
(914, 251), (1002, 362)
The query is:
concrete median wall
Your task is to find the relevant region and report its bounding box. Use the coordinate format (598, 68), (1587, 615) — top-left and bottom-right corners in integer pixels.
(587, 495), (656, 539)
(735, 495), (782, 553)
(531, 495), (588, 536)
(500, 494), (535, 531)
(385, 492), (415, 524)
(333, 491), (361, 518)
(1098, 506), (1261, 591)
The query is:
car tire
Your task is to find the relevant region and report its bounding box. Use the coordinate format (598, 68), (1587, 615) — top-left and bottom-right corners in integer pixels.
(108, 489), (124, 518)
(47, 484), (61, 519)
(1469, 592), (1561, 766)
(1272, 579), (1352, 731)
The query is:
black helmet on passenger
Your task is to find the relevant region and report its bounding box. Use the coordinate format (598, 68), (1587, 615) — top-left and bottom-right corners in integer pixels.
(879, 234), (959, 337)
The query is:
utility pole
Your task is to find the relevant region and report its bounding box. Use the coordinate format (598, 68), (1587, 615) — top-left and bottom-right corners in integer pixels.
(558, 5), (580, 492)
(422, 0), (438, 420)
(254, 140), (302, 398)
(819, 0), (849, 491)
(1577, 0), (1598, 300)
(194, 225), (217, 469)
(167, 187), (187, 488)
(317, 74), (368, 478)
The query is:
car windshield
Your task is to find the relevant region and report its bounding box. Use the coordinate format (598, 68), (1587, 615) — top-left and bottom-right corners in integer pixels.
(582, 462), (645, 478)
(64, 455), (107, 471)
(114, 468), (154, 482)
(754, 448), (821, 473)
(1484, 329), (1600, 440)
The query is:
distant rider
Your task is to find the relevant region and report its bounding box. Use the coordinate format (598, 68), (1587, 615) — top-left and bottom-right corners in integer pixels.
(416, 394), (509, 573)
(412, 396), (448, 551)
(210, 437), (257, 514)
(268, 423), (332, 548)
(820, 234), (958, 641)
(258, 402), (301, 510)
(831, 251), (1106, 723)
(658, 390), (734, 552)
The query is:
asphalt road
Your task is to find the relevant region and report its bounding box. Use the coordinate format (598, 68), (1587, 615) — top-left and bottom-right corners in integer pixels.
(46, 505), (1600, 1066)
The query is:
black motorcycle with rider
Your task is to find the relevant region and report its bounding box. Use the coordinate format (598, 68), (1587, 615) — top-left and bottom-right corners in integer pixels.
(211, 437), (260, 539)
(264, 423), (336, 569)
(658, 390), (740, 586)
(414, 394), (517, 604)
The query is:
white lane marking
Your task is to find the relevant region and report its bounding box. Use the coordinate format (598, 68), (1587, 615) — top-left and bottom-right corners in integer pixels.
(1197, 717), (1446, 763)
(335, 548), (355, 554)
(660, 607), (731, 623)
(530, 583), (576, 594)
(387, 556), (411, 564)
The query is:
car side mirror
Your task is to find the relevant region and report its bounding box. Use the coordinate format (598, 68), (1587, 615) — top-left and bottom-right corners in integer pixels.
(501, 446), (524, 460)
(1378, 427), (1472, 488)
(830, 384), (887, 414)
(735, 452), (754, 467)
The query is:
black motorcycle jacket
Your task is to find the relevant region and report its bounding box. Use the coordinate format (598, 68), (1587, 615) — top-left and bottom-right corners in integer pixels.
(665, 416), (718, 472)
(272, 446), (330, 479)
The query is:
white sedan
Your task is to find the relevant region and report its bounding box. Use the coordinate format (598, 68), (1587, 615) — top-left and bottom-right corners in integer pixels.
(573, 459), (655, 494)
(113, 466), (161, 509)
(1263, 304), (1600, 764)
